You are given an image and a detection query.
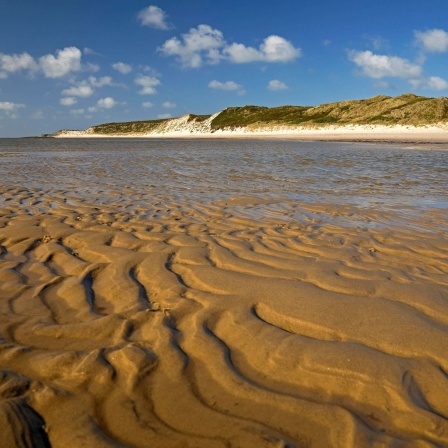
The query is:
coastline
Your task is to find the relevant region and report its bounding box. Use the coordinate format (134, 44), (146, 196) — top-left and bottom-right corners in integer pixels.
(51, 124), (448, 146)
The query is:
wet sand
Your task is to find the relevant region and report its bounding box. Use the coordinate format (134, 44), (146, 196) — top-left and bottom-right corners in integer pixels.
(1, 185), (448, 447)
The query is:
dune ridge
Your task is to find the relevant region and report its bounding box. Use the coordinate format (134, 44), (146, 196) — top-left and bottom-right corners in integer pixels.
(48, 94), (448, 142)
(1, 186), (448, 447)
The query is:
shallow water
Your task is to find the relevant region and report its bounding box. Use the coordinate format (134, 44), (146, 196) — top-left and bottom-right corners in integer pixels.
(0, 137), (447, 228)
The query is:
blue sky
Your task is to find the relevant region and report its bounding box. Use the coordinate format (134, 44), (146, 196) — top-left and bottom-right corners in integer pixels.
(1, 0), (448, 137)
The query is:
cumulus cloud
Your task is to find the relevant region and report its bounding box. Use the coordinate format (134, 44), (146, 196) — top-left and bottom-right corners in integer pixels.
(97, 97), (116, 109)
(348, 49), (448, 91)
(224, 36), (301, 63)
(208, 80), (241, 91)
(60, 76), (114, 100)
(0, 52), (37, 77)
(208, 79), (245, 95)
(159, 26), (300, 68)
(39, 47), (82, 78)
(135, 74), (161, 94)
(410, 76), (448, 90)
(348, 50), (423, 79)
(62, 84), (94, 98)
(415, 29), (448, 53)
(142, 101), (154, 108)
(162, 101), (176, 108)
(112, 62), (132, 74)
(267, 79), (288, 91)
(85, 62), (100, 72)
(60, 97), (78, 106)
(0, 101), (25, 111)
(88, 76), (114, 87)
(0, 46), (89, 79)
(157, 113), (172, 119)
(159, 25), (224, 68)
(138, 5), (171, 29)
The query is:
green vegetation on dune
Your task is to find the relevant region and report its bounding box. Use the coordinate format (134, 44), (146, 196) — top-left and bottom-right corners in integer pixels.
(209, 94), (448, 130)
(209, 105), (310, 129)
(90, 119), (168, 134)
(52, 94), (448, 136)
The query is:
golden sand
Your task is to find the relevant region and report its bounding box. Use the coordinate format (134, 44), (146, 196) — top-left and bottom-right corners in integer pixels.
(1, 187), (447, 447)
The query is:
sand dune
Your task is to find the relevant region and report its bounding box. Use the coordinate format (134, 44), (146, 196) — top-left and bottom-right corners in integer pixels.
(1, 186), (448, 447)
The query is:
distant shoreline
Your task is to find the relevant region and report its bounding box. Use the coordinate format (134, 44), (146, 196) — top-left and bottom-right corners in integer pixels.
(46, 125), (448, 149)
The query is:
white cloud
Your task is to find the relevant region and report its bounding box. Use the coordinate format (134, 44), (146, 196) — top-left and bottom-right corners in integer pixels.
(39, 47), (82, 78)
(224, 36), (301, 63)
(162, 101), (176, 108)
(410, 76), (448, 90)
(135, 74), (161, 94)
(112, 62), (132, 74)
(415, 29), (448, 53)
(426, 76), (448, 90)
(208, 80), (242, 91)
(97, 97), (116, 109)
(138, 5), (171, 30)
(268, 79), (288, 91)
(62, 84), (94, 98)
(60, 97), (78, 106)
(142, 101), (154, 108)
(70, 108), (85, 115)
(348, 50), (423, 79)
(88, 75), (113, 87)
(160, 26), (300, 68)
(88, 106), (98, 113)
(0, 52), (37, 76)
(159, 24), (225, 68)
(60, 76), (113, 99)
(85, 62), (100, 72)
(157, 113), (172, 119)
(0, 101), (25, 111)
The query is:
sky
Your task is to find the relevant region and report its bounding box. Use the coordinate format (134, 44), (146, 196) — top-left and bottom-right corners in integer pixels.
(1, 0), (448, 137)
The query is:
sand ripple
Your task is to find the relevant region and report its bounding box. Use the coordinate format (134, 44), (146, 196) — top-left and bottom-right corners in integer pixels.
(1, 186), (448, 447)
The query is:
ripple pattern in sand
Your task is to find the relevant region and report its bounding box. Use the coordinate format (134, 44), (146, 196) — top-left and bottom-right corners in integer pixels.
(1, 187), (448, 447)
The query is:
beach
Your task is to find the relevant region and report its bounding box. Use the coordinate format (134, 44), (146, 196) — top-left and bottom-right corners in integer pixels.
(1, 138), (447, 447)
(52, 122), (448, 148)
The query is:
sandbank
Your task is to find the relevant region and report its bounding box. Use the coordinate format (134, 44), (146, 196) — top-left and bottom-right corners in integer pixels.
(1, 185), (448, 447)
